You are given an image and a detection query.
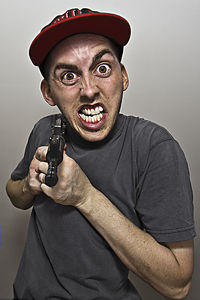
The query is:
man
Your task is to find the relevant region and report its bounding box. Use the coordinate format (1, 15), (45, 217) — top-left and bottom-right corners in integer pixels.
(6, 8), (195, 300)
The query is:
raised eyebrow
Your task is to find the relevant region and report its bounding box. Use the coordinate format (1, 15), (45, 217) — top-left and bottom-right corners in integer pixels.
(53, 50), (114, 75)
(90, 49), (115, 70)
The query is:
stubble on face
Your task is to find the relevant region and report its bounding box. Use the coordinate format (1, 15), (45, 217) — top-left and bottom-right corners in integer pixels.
(43, 34), (128, 142)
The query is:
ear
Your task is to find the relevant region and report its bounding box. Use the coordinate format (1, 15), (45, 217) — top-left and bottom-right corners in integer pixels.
(40, 79), (56, 106)
(121, 64), (129, 91)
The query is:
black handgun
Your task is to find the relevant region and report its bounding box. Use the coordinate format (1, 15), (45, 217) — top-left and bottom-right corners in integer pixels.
(45, 117), (66, 187)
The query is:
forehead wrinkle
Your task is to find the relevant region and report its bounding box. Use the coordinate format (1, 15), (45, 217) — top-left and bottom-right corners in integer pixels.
(51, 33), (117, 63)
(53, 48), (115, 77)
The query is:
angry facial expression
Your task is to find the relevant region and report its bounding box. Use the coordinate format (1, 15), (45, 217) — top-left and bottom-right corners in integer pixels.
(41, 34), (129, 142)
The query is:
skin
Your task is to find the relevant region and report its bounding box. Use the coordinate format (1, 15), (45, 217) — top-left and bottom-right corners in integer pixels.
(41, 34), (129, 142)
(6, 34), (194, 299)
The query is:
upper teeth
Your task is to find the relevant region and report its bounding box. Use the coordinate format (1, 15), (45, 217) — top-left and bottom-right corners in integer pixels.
(81, 106), (104, 116)
(79, 105), (104, 123)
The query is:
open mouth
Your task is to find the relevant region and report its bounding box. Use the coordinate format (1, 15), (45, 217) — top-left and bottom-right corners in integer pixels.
(78, 104), (105, 123)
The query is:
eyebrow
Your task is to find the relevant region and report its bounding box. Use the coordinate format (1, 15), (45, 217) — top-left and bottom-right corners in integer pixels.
(88, 49), (115, 71)
(53, 64), (79, 77)
(53, 48), (115, 76)
(91, 49), (115, 66)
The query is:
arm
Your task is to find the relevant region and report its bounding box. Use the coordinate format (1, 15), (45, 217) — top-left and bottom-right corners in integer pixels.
(6, 177), (35, 210)
(77, 190), (194, 300)
(7, 117), (66, 208)
(37, 148), (194, 300)
(6, 148), (46, 209)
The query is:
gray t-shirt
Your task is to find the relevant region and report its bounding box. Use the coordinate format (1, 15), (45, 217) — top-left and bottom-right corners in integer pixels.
(12, 114), (195, 299)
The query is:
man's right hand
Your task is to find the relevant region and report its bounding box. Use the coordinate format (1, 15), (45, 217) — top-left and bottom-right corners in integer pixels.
(6, 146), (48, 210)
(24, 146), (48, 196)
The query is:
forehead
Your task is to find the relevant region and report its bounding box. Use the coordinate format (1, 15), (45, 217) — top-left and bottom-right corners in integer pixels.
(49, 33), (117, 64)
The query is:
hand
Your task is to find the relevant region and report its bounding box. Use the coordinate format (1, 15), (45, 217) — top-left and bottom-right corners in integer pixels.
(36, 146), (94, 207)
(23, 146), (48, 196)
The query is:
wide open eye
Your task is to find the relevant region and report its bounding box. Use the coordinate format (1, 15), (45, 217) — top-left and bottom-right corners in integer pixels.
(95, 64), (111, 76)
(61, 72), (78, 84)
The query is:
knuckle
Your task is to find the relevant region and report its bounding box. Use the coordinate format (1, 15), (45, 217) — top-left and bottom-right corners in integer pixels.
(35, 147), (42, 157)
(36, 146), (48, 161)
(39, 161), (48, 173)
(29, 177), (36, 186)
(52, 191), (62, 203)
(31, 159), (39, 170)
(29, 178), (38, 190)
(38, 146), (46, 153)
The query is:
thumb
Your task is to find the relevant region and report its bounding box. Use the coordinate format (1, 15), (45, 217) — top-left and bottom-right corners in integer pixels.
(41, 183), (54, 198)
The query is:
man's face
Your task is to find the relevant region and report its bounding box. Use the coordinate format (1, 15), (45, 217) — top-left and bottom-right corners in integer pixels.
(41, 34), (129, 142)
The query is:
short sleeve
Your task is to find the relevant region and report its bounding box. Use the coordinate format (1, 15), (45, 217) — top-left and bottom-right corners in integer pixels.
(136, 138), (196, 243)
(11, 129), (37, 180)
(11, 115), (53, 181)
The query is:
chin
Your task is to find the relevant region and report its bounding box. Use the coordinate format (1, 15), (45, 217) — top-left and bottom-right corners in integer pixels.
(80, 129), (110, 142)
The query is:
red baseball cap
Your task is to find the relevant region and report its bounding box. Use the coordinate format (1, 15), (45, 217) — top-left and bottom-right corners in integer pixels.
(29, 8), (131, 66)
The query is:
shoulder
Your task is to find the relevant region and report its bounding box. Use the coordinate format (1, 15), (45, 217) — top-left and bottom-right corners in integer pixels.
(120, 114), (184, 175)
(33, 113), (61, 131)
(26, 113), (62, 151)
(31, 114), (61, 141)
(121, 114), (175, 148)
(10, 114), (61, 180)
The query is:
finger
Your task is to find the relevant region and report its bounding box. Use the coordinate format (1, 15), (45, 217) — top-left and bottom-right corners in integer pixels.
(35, 146), (48, 162)
(39, 173), (46, 183)
(40, 183), (53, 199)
(38, 161), (48, 174)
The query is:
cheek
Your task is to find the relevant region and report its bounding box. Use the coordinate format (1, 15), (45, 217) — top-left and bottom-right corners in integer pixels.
(104, 75), (123, 101)
(50, 87), (78, 109)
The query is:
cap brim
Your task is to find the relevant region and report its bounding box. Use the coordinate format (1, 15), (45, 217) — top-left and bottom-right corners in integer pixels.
(29, 13), (131, 66)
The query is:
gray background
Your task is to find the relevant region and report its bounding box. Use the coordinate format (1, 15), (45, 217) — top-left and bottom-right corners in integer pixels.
(0, 0), (199, 299)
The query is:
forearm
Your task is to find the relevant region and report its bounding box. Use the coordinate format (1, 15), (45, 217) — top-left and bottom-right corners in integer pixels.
(6, 177), (35, 210)
(77, 188), (192, 299)
(38, 150), (193, 299)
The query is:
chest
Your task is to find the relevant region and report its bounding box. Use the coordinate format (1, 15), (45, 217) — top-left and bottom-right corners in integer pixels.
(66, 138), (141, 227)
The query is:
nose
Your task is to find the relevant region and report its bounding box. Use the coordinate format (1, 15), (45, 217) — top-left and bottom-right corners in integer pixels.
(80, 73), (99, 100)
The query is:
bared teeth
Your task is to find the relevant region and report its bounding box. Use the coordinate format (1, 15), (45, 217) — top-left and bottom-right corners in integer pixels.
(79, 113), (103, 123)
(79, 105), (104, 123)
(81, 105), (104, 116)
